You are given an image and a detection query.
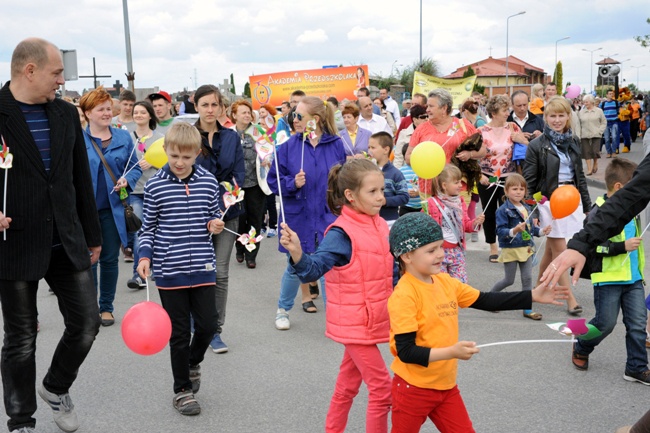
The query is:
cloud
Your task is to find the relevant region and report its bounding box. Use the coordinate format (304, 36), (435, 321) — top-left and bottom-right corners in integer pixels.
(296, 29), (328, 46)
(347, 26), (382, 42)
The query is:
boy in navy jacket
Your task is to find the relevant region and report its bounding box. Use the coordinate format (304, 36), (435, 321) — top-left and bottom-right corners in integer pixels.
(137, 123), (224, 415)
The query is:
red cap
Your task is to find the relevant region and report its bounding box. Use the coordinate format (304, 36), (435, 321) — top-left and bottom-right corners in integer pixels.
(148, 91), (171, 103)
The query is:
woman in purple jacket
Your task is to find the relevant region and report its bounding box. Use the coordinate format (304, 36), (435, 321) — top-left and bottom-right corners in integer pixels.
(268, 96), (346, 330)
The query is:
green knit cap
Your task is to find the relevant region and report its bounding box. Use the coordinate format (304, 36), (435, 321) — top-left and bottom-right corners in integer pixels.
(389, 213), (443, 257)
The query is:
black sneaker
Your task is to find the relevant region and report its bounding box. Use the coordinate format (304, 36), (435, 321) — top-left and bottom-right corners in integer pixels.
(173, 390), (200, 416)
(624, 369), (650, 385)
(127, 275), (146, 290)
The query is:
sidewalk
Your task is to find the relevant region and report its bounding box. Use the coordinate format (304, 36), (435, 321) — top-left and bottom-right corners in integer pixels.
(583, 140), (647, 190)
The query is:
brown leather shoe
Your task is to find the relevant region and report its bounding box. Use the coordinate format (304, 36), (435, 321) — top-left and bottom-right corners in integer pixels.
(572, 343), (589, 371)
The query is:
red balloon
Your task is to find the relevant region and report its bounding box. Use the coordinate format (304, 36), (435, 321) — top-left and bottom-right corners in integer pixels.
(549, 185), (580, 219)
(121, 301), (172, 356)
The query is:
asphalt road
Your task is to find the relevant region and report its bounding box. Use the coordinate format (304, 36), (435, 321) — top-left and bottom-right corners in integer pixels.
(7, 180), (650, 433)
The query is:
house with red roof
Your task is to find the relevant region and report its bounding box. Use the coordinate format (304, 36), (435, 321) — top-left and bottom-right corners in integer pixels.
(444, 55), (548, 95)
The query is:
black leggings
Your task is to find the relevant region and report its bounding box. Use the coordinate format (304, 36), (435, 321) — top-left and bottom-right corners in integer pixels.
(477, 177), (506, 245)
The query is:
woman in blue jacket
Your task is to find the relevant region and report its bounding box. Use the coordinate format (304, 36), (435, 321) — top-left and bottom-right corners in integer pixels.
(268, 96), (346, 330)
(80, 87), (142, 327)
(193, 84), (246, 354)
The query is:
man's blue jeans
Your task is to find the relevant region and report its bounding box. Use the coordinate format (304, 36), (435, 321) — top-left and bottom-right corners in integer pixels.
(604, 121), (619, 155)
(575, 280), (648, 373)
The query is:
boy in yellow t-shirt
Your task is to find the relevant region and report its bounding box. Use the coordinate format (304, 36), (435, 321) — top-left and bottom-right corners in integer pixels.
(387, 213), (568, 432)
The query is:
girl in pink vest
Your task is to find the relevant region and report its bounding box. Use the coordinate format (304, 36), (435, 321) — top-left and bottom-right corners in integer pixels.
(280, 159), (394, 433)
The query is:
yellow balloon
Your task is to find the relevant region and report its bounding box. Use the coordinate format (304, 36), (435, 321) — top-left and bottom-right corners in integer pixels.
(144, 137), (168, 169)
(410, 141), (445, 179)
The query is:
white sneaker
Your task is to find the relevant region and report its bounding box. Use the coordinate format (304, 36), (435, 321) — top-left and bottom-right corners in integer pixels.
(38, 384), (79, 432)
(275, 308), (290, 330)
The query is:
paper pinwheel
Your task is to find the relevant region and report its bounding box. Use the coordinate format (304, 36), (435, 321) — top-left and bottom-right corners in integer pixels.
(1, 135), (12, 241)
(303, 119), (317, 141)
(220, 181), (245, 220)
(547, 319), (602, 341)
(238, 227), (264, 252)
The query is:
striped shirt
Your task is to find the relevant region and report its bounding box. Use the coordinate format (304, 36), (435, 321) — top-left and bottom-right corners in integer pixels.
(138, 164), (222, 289)
(399, 164), (421, 209)
(600, 100), (619, 123)
(18, 102), (51, 172)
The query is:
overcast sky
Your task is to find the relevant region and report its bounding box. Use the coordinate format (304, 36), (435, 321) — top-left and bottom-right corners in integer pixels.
(1, 0), (649, 96)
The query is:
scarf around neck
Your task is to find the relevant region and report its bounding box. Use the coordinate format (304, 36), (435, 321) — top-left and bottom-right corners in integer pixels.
(544, 124), (573, 155)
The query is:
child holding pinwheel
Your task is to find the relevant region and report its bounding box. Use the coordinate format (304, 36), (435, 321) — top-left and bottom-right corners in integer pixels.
(490, 174), (551, 320)
(571, 159), (650, 385)
(137, 122), (225, 415)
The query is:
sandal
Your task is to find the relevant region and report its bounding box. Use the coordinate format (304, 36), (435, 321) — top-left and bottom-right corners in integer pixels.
(523, 311), (543, 320)
(572, 344), (589, 371)
(302, 301), (317, 313)
(568, 305), (583, 316)
(489, 254), (499, 263)
(309, 284), (320, 300)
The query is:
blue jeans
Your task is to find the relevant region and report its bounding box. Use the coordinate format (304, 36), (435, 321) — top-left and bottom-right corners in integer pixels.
(575, 280), (648, 373)
(278, 254), (326, 311)
(0, 249), (100, 431)
(619, 120), (631, 149)
(92, 209), (122, 314)
(130, 194), (144, 275)
(604, 121), (619, 155)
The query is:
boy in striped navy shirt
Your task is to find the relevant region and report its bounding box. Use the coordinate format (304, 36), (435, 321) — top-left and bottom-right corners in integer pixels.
(137, 122), (224, 416)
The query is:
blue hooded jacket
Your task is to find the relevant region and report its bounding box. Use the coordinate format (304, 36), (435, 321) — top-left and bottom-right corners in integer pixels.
(268, 132), (346, 254)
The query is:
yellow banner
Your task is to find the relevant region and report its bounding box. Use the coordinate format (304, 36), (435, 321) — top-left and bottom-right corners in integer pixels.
(412, 71), (477, 109)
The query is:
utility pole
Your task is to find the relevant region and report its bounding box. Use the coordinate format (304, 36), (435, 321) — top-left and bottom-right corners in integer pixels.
(122, 0), (135, 92)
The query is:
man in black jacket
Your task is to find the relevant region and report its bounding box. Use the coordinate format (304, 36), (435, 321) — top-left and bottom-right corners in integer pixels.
(0, 38), (102, 433)
(508, 90), (545, 141)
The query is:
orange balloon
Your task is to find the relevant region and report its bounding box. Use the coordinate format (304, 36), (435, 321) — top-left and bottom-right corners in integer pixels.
(549, 185), (580, 219)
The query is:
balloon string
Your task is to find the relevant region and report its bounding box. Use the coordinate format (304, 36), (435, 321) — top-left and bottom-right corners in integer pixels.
(109, 156), (144, 194)
(474, 180), (501, 230)
(145, 275), (150, 302)
(477, 339), (574, 348)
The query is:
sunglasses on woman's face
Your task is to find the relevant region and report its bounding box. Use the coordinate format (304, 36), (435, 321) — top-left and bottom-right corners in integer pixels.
(295, 112), (306, 121)
(417, 114), (428, 119)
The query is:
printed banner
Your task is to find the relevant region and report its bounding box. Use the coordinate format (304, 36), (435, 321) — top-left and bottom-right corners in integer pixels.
(412, 71), (477, 109)
(249, 65), (369, 109)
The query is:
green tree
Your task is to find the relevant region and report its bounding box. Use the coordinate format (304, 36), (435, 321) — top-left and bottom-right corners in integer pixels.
(243, 82), (251, 98)
(230, 73), (236, 95)
(553, 61), (564, 95)
(634, 18), (650, 50)
(399, 58), (440, 93)
(462, 65), (475, 78)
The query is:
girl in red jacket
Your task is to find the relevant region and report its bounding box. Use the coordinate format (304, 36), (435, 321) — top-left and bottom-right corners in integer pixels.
(427, 165), (484, 283)
(280, 158), (393, 433)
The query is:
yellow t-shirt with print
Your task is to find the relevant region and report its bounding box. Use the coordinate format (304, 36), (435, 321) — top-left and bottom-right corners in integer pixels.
(388, 272), (480, 390)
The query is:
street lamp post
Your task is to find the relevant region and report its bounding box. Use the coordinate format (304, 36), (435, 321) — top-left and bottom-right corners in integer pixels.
(554, 36), (570, 73)
(505, 11), (526, 93)
(581, 47), (602, 92)
(631, 65), (645, 89)
(122, 0), (135, 92)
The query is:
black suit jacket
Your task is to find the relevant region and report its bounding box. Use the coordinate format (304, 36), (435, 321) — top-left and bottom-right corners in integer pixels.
(0, 82), (101, 280)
